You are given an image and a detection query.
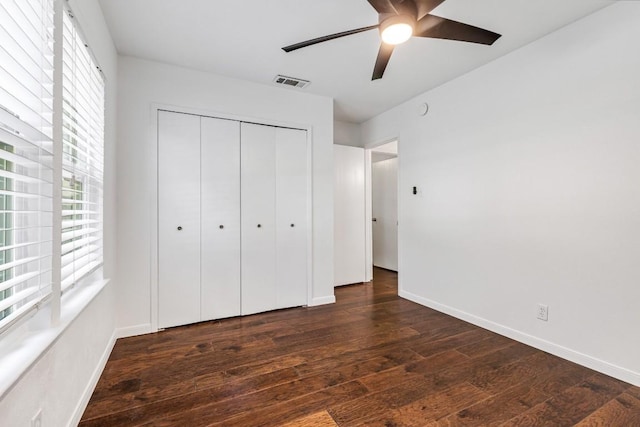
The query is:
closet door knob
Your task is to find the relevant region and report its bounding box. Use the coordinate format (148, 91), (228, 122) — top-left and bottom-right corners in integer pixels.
(257, 224), (262, 228)
(177, 226), (183, 231)
(290, 224), (295, 227)
(219, 225), (224, 229)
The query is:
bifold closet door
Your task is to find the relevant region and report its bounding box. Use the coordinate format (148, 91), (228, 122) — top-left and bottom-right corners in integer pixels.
(241, 123), (277, 315)
(276, 128), (308, 308)
(241, 123), (308, 315)
(159, 115), (307, 325)
(158, 111), (201, 328)
(201, 117), (241, 320)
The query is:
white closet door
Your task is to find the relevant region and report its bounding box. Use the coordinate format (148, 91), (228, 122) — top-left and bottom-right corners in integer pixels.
(201, 117), (241, 320)
(158, 111), (201, 328)
(276, 128), (308, 307)
(241, 123), (277, 315)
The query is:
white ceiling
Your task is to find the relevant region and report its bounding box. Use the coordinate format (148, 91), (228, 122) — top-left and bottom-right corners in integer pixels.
(98, 0), (612, 123)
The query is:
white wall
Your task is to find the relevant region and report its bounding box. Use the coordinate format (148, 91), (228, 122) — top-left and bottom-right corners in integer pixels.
(334, 120), (363, 147)
(0, 285), (115, 426)
(334, 145), (366, 286)
(0, 0), (119, 424)
(116, 56), (335, 334)
(361, 3), (640, 386)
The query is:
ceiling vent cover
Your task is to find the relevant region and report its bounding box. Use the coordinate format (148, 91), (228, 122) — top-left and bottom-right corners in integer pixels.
(273, 75), (310, 89)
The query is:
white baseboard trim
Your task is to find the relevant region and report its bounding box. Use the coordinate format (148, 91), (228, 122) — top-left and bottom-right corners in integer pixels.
(309, 295), (336, 306)
(399, 289), (640, 387)
(116, 323), (153, 339)
(68, 328), (117, 426)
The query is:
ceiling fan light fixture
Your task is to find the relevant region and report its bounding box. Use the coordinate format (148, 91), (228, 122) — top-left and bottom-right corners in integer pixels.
(380, 15), (415, 45)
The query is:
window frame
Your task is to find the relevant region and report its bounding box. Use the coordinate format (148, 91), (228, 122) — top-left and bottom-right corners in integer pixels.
(0, 0), (56, 334)
(0, 0), (105, 336)
(59, 5), (105, 295)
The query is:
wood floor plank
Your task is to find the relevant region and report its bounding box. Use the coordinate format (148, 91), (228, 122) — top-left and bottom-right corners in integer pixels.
(456, 333), (514, 358)
(409, 328), (496, 358)
(503, 373), (631, 426)
(356, 382), (491, 426)
(280, 410), (339, 427)
(81, 268), (640, 426)
(438, 383), (549, 426)
(329, 377), (441, 425)
(148, 381), (369, 427)
(574, 392), (640, 426)
(628, 386), (640, 400)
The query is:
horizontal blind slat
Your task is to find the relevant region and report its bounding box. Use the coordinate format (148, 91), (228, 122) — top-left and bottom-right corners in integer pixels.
(0, 291), (49, 331)
(61, 226), (100, 243)
(61, 259), (101, 291)
(0, 127), (54, 157)
(0, 270), (42, 293)
(0, 286), (40, 313)
(0, 254), (51, 274)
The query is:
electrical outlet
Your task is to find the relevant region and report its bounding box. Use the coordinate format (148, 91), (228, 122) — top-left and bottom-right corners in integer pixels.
(31, 409), (42, 427)
(537, 304), (549, 321)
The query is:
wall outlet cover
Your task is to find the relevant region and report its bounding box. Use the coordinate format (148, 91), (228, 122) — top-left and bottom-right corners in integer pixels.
(537, 304), (549, 321)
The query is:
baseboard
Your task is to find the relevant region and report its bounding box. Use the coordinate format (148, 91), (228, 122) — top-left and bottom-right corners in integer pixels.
(309, 295), (336, 306)
(399, 289), (640, 387)
(116, 323), (153, 338)
(68, 328), (117, 426)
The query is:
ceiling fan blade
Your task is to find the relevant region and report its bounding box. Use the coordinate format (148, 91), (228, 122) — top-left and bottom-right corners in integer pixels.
(416, 14), (501, 45)
(413, 0), (447, 19)
(367, 0), (398, 14)
(372, 43), (395, 80)
(282, 25), (379, 52)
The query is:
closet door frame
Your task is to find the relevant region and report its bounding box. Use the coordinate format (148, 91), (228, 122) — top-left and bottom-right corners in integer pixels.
(149, 104), (313, 333)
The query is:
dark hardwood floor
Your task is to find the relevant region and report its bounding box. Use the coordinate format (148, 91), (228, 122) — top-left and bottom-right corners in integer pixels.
(81, 268), (640, 426)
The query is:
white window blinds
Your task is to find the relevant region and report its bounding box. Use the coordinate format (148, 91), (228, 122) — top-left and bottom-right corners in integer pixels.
(0, 0), (55, 331)
(60, 9), (104, 291)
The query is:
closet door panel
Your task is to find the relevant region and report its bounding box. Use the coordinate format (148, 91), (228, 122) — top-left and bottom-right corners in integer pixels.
(201, 117), (241, 321)
(276, 128), (308, 308)
(241, 123), (277, 315)
(158, 111), (201, 328)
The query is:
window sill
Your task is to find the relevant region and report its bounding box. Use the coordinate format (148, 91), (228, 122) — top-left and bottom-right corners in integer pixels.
(0, 277), (109, 399)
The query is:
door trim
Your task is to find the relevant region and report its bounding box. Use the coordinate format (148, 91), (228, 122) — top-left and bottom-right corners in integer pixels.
(364, 137), (400, 283)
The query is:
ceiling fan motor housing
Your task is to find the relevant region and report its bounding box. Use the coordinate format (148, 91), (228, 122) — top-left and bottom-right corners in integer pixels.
(379, 14), (417, 45)
(377, 0), (419, 46)
(379, 14), (417, 34)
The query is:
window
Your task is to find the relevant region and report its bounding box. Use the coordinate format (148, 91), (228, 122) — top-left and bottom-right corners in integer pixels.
(60, 9), (104, 291)
(0, 142), (16, 321)
(0, 0), (55, 332)
(0, 0), (104, 334)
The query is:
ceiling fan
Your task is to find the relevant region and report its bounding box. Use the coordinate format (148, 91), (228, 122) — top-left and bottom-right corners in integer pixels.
(282, 0), (501, 80)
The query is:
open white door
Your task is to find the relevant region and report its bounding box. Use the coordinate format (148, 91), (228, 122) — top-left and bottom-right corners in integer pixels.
(372, 157), (398, 271)
(366, 140), (398, 273)
(334, 145), (367, 286)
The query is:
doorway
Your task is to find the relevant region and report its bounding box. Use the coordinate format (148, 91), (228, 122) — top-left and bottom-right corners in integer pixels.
(366, 140), (398, 278)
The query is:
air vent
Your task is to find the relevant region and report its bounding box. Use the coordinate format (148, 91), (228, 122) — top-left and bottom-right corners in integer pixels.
(273, 75), (310, 89)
